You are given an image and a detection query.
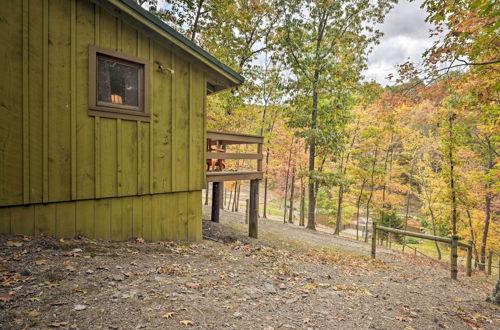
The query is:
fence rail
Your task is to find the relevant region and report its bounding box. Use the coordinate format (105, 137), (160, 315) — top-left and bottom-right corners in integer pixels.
(372, 222), (473, 279)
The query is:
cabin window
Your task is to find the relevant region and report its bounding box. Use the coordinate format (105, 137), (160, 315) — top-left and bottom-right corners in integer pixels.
(89, 46), (150, 121)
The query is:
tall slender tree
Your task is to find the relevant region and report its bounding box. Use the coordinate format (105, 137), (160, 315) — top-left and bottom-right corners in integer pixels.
(278, 0), (395, 230)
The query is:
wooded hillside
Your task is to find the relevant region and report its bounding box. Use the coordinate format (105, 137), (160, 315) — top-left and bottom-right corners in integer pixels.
(138, 0), (498, 266)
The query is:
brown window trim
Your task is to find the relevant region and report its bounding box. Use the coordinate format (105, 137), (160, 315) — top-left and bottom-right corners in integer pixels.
(88, 45), (150, 122)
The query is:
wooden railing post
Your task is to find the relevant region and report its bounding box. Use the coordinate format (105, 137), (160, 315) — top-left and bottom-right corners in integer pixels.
(211, 182), (221, 223)
(488, 250), (493, 276)
(371, 222), (377, 259)
(466, 240), (472, 277)
(249, 179), (259, 238)
(451, 235), (458, 280)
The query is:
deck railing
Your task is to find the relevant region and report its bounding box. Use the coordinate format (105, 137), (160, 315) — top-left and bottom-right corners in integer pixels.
(206, 130), (264, 182)
(206, 130), (264, 238)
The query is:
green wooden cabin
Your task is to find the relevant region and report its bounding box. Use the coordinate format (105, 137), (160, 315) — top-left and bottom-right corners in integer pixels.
(0, 0), (243, 241)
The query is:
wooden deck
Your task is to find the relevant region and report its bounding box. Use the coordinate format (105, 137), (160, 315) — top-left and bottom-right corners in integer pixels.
(206, 131), (264, 238)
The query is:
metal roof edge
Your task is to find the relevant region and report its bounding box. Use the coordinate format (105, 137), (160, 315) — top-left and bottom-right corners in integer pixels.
(113, 0), (244, 85)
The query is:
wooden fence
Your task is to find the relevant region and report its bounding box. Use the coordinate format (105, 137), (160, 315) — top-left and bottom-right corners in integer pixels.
(371, 222), (473, 279)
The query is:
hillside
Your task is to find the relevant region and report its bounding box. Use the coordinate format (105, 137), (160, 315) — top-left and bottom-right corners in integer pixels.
(0, 210), (498, 329)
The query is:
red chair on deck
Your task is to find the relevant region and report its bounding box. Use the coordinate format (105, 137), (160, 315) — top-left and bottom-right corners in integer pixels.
(206, 139), (225, 172)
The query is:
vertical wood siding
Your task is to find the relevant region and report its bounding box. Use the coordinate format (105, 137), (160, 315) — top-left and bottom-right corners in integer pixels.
(0, 191), (201, 241)
(0, 0), (207, 206)
(0, 0), (207, 241)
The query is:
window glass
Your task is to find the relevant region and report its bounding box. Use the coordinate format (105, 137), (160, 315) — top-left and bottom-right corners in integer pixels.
(97, 56), (139, 108)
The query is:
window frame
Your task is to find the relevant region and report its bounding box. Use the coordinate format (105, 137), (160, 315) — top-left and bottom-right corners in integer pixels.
(88, 45), (150, 121)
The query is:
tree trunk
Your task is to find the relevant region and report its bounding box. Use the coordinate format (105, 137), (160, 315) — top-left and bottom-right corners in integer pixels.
(288, 168), (295, 224)
(334, 185), (343, 235)
(235, 182), (241, 212)
(480, 139), (494, 271)
(283, 173), (290, 224)
(263, 149), (270, 218)
(220, 184), (224, 209)
(228, 184), (234, 211)
(365, 149), (378, 242)
(299, 181), (305, 227)
(449, 114), (458, 236)
(356, 179), (367, 241)
(466, 209), (480, 268)
(429, 207), (442, 260)
(381, 133), (394, 204)
(307, 86), (318, 230)
(283, 137), (294, 223)
(402, 161), (415, 251)
(190, 0), (205, 41)
(480, 193), (492, 270)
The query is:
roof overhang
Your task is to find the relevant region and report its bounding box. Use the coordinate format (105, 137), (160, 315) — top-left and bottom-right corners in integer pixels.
(100, 0), (244, 93)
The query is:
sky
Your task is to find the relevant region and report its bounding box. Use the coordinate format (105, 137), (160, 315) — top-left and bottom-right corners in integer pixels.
(363, 0), (435, 86)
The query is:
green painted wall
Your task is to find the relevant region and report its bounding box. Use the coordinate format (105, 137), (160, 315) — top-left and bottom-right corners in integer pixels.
(0, 191), (202, 241)
(0, 0), (208, 241)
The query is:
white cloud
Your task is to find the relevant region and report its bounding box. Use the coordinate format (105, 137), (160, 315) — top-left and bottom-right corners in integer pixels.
(363, 0), (436, 85)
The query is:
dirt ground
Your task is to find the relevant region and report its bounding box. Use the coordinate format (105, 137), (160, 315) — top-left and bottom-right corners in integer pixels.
(0, 208), (498, 329)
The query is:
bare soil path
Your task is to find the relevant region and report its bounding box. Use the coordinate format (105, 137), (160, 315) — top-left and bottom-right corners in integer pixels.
(0, 208), (497, 329)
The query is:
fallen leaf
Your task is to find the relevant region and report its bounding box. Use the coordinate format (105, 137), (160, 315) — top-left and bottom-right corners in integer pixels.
(179, 320), (193, 326)
(45, 281), (59, 288)
(162, 312), (175, 319)
(0, 295), (14, 302)
(72, 286), (88, 294)
(184, 282), (202, 290)
(97, 265), (110, 271)
(27, 310), (40, 317)
(136, 238), (145, 243)
(49, 321), (69, 327)
(35, 260), (47, 265)
(0, 266), (9, 272)
(64, 251), (80, 257)
(27, 297), (41, 302)
(5, 241), (23, 247)
(65, 265), (76, 272)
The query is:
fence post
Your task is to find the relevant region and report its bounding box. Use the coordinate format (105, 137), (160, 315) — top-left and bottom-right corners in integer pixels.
(488, 250), (493, 276)
(466, 240), (472, 277)
(371, 222), (377, 259)
(451, 235), (458, 280)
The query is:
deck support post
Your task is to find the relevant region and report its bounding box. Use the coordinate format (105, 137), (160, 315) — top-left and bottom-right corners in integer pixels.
(371, 222), (377, 259)
(249, 179), (259, 238)
(211, 182), (221, 223)
(451, 235), (458, 280)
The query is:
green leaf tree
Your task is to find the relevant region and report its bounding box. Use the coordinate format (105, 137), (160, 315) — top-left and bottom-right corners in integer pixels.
(277, 0), (395, 230)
